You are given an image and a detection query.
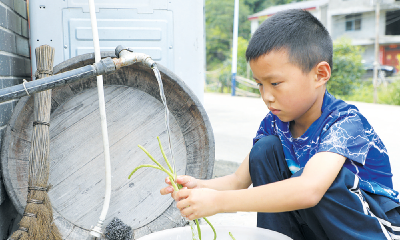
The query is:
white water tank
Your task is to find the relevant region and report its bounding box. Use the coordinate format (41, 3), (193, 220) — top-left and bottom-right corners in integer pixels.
(29, 0), (205, 102)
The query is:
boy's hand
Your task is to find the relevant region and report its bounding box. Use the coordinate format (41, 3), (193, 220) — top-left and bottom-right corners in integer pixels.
(160, 175), (199, 195)
(174, 188), (220, 220)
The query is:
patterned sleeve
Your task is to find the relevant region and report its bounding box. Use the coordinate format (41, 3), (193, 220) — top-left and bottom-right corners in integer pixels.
(318, 110), (370, 165)
(253, 113), (275, 145)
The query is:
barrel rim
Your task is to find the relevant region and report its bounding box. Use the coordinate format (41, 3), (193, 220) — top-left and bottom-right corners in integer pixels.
(1, 51), (215, 236)
(1, 96), (31, 214)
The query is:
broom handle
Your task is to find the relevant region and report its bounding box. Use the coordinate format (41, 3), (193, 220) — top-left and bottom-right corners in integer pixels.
(88, 0), (112, 236)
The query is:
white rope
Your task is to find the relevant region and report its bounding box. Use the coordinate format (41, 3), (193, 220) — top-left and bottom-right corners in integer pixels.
(22, 79), (30, 96)
(88, 0), (112, 237)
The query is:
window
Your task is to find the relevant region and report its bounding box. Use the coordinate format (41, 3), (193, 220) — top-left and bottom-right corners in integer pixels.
(345, 14), (362, 31)
(386, 10), (400, 35)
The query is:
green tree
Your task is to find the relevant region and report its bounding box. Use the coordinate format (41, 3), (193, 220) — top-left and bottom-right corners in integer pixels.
(236, 37), (252, 79)
(243, 0), (269, 13)
(205, 0), (309, 93)
(328, 37), (365, 97)
(244, 0), (300, 14)
(205, 0), (300, 70)
(205, 0), (251, 69)
(206, 37), (252, 93)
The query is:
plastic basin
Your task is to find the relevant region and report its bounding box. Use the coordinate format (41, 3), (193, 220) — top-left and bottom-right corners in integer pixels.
(137, 225), (293, 240)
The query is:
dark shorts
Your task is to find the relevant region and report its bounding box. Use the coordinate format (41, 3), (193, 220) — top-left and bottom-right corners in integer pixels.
(249, 135), (400, 240)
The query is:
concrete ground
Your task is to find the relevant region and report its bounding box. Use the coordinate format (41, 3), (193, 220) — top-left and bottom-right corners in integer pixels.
(202, 92), (400, 229)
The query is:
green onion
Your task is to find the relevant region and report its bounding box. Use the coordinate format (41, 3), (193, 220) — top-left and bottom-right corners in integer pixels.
(129, 137), (217, 240)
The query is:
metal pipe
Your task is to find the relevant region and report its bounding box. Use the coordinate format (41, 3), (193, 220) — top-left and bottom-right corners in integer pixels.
(0, 46), (155, 104)
(113, 45), (156, 69)
(231, 0), (239, 96)
(0, 57), (115, 103)
(373, 0), (380, 104)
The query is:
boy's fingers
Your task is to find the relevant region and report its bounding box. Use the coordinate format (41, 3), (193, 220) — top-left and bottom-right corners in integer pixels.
(177, 189), (190, 198)
(160, 186), (173, 195)
(176, 175), (191, 184)
(176, 193), (191, 209)
(176, 176), (197, 188)
(172, 189), (190, 202)
(180, 205), (193, 217)
(165, 177), (171, 184)
(176, 199), (190, 210)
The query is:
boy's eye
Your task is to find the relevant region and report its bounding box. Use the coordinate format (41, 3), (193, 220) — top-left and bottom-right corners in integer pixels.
(257, 83), (262, 87)
(271, 82), (280, 86)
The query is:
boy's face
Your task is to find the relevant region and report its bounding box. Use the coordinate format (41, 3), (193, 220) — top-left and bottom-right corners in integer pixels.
(250, 50), (325, 124)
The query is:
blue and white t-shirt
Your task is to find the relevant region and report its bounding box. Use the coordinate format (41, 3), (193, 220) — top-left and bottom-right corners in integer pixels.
(254, 90), (399, 202)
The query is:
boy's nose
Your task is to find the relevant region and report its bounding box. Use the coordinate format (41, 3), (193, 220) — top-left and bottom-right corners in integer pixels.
(262, 88), (275, 103)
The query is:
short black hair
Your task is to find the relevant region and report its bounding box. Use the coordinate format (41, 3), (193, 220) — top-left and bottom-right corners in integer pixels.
(246, 9), (332, 73)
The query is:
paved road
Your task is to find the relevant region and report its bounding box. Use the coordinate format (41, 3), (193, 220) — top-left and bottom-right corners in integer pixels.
(203, 92), (400, 191)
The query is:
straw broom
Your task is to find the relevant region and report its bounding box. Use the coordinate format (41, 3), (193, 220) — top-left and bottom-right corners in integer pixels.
(9, 45), (62, 240)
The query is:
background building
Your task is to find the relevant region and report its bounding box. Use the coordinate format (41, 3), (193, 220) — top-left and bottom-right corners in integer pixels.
(248, 0), (400, 71)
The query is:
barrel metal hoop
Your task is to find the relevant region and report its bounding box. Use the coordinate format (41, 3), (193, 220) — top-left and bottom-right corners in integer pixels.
(35, 69), (53, 78)
(28, 186), (51, 192)
(33, 121), (50, 127)
(27, 199), (44, 204)
(23, 212), (37, 218)
(18, 227), (29, 233)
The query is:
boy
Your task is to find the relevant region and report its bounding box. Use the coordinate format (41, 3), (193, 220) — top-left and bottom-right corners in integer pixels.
(161, 9), (400, 239)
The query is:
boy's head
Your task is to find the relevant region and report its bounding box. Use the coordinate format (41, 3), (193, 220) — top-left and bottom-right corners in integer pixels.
(246, 9), (332, 74)
(246, 10), (333, 125)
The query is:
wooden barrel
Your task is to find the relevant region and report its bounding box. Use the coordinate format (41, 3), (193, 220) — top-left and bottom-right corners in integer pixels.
(1, 52), (215, 239)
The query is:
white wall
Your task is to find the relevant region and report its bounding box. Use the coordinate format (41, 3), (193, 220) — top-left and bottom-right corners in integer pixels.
(29, 0), (205, 103)
(331, 11), (376, 41)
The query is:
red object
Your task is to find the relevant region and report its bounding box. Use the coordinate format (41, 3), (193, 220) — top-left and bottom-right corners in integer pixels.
(379, 46), (384, 65)
(383, 45), (400, 71)
(383, 49), (400, 72)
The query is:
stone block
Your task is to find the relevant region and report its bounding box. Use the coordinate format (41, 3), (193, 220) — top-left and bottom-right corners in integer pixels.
(1, 78), (21, 88)
(0, 4), (6, 28)
(0, 101), (14, 126)
(0, 28), (16, 54)
(16, 35), (29, 57)
(21, 18), (28, 38)
(0, 0), (13, 9)
(13, 0), (27, 19)
(10, 56), (29, 77)
(0, 54), (11, 76)
(25, 58), (31, 77)
(6, 9), (21, 35)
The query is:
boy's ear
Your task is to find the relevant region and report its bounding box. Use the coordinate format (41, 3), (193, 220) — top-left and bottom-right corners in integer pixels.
(314, 61), (331, 87)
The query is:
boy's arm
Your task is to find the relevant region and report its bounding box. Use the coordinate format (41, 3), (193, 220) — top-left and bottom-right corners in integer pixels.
(176, 151), (346, 220)
(199, 153), (252, 191)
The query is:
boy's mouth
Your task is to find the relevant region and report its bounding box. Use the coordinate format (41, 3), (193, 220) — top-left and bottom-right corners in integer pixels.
(268, 107), (280, 115)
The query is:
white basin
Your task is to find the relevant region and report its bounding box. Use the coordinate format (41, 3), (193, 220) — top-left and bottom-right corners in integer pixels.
(137, 225), (293, 240)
